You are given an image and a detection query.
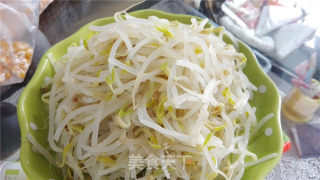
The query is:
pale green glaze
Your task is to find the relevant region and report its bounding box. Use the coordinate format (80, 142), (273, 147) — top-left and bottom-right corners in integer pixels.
(17, 10), (282, 180)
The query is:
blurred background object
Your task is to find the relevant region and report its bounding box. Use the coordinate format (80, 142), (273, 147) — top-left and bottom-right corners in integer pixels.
(0, 102), (19, 161)
(200, 0), (320, 81)
(282, 85), (320, 122)
(39, 0), (54, 13)
(291, 123), (320, 158)
(0, 0), (52, 163)
(282, 54), (319, 123)
(0, 0), (52, 96)
(0, 161), (27, 180)
(0, 0), (54, 87)
(0, 1), (38, 86)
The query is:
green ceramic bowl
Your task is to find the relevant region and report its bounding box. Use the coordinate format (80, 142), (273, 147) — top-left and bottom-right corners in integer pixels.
(17, 10), (282, 180)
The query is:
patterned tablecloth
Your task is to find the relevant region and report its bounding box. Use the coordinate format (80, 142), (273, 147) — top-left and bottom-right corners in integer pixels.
(265, 119), (320, 180)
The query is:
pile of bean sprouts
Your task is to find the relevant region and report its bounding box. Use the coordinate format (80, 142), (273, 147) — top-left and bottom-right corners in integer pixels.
(28, 13), (277, 180)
